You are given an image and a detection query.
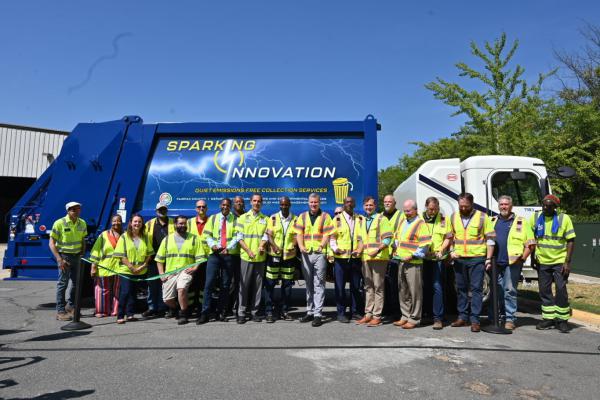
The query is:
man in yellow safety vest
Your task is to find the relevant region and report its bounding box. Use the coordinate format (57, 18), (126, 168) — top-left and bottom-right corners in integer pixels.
(449, 193), (495, 333)
(235, 193), (269, 324)
(156, 216), (206, 325)
(530, 194), (576, 333)
(392, 199), (431, 329)
(330, 196), (364, 323)
(49, 201), (87, 321)
(294, 193), (334, 327)
(356, 196), (393, 327)
(382, 194), (404, 321)
(487, 195), (535, 331)
(265, 196), (297, 322)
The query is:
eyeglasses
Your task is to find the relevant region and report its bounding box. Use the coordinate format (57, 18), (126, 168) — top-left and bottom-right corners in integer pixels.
(196, 206), (207, 209)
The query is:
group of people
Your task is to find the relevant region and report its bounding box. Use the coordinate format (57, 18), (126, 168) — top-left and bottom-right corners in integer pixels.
(50, 191), (576, 332)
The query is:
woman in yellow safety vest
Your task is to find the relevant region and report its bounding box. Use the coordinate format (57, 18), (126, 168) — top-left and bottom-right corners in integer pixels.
(89, 214), (123, 318)
(113, 214), (154, 324)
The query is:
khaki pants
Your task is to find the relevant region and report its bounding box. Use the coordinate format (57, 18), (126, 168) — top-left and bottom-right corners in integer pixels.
(398, 262), (423, 325)
(362, 260), (387, 318)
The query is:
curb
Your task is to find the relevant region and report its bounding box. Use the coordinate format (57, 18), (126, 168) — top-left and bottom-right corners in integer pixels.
(519, 297), (600, 328)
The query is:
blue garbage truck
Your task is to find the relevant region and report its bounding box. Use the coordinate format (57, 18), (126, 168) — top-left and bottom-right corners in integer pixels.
(3, 115), (380, 279)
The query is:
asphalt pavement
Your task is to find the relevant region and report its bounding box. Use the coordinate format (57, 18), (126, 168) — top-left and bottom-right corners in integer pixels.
(1, 280), (599, 400)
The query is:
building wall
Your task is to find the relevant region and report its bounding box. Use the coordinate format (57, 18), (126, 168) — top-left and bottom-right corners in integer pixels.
(0, 123), (68, 178)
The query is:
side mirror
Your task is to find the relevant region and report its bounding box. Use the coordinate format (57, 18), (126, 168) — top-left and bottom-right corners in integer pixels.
(556, 166), (576, 178)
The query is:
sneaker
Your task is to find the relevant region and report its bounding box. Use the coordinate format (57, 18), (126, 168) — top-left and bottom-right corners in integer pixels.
(56, 311), (72, 321)
(556, 320), (571, 333)
(141, 309), (157, 319)
(299, 314), (314, 323)
(281, 312), (294, 321)
(337, 315), (350, 323)
(432, 320), (443, 330)
(312, 316), (323, 327)
(266, 314), (275, 323)
(536, 319), (555, 330)
(196, 314), (209, 325)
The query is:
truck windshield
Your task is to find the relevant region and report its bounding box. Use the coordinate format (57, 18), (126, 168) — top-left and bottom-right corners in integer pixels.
(491, 171), (542, 206)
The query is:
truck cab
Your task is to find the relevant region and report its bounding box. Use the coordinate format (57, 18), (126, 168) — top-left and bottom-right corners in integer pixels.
(394, 155), (550, 279)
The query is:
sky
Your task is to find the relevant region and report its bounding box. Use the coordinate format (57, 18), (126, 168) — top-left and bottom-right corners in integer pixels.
(1, 1), (598, 170)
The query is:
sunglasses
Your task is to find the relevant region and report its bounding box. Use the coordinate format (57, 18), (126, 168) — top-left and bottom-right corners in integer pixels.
(334, 211), (342, 215)
(196, 206), (207, 209)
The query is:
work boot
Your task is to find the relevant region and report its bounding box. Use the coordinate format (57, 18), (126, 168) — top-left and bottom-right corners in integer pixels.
(56, 312), (72, 321)
(299, 314), (314, 323)
(536, 319), (555, 330)
(556, 320), (571, 333)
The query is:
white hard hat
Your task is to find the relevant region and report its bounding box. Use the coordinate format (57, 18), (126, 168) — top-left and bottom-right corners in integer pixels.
(65, 201), (82, 211)
(156, 202), (168, 210)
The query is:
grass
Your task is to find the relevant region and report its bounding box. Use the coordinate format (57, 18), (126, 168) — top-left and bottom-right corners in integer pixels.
(518, 282), (600, 315)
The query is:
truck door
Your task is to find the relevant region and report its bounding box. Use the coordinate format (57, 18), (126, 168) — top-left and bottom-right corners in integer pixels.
(486, 169), (543, 221)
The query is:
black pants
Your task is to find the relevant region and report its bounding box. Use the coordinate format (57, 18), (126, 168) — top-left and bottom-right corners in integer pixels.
(382, 260), (400, 318)
(538, 263), (570, 321)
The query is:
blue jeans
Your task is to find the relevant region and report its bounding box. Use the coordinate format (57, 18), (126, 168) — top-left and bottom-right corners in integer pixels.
(118, 275), (140, 319)
(146, 261), (167, 312)
(334, 258), (363, 317)
(423, 259), (445, 321)
(56, 253), (80, 312)
(202, 253), (234, 315)
(488, 262), (522, 322)
(454, 257), (485, 324)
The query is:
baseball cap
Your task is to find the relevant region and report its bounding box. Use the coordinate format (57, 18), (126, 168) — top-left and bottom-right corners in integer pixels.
(65, 201), (81, 211)
(156, 202), (168, 210)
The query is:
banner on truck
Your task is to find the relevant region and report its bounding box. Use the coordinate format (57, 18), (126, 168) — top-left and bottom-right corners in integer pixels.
(142, 136), (364, 214)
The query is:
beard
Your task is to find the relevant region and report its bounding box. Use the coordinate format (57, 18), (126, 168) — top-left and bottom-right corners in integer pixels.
(500, 210), (511, 218)
(176, 227), (187, 235)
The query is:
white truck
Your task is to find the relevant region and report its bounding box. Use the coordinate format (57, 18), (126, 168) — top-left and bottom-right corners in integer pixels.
(393, 155), (572, 279)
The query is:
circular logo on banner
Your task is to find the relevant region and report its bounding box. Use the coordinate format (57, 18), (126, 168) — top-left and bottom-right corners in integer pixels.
(159, 192), (173, 206)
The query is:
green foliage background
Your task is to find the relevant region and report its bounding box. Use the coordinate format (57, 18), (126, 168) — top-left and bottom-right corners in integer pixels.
(379, 32), (600, 220)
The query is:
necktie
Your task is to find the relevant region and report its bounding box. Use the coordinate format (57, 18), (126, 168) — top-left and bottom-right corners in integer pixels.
(220, 216), (227, 248)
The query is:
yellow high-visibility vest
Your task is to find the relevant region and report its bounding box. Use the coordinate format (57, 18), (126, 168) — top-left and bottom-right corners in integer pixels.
(266, 212), (298, 261)
(155, 233), (206, 273)
(530, 212), (576, 265)
(332, 213), (364, 259)
(423, 213), (452, 259)
(491, 214), (535, 264)
(362, 213), (393, 261)
(294, 211), (334, 252)
(145, 217), (175, 248)
(450, 210), (495, 258)
(204, 213), (240, 255)
(235, 211), (269, 262)
(112, 233), (154, 275)
(50, 216), (87, 254)
(187, 216), (211, 257)
(383, 210), (404, 254)
(393, 216), (432, 264)
(89, 230), (120, 277)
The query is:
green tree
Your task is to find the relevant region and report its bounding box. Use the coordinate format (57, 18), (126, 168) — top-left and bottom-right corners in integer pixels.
(425, 33), (554, 154)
